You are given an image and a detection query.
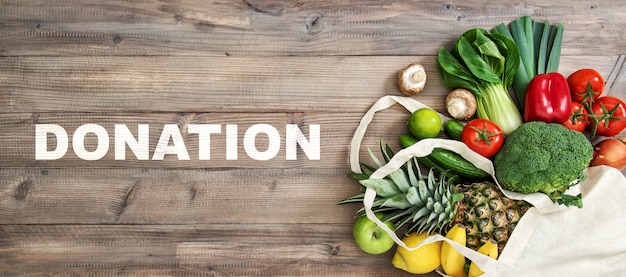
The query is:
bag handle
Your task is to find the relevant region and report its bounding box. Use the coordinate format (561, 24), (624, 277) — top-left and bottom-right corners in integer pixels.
(349, 95), (441, 173)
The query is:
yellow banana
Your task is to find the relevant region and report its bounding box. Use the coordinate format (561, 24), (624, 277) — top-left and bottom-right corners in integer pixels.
(441, 224), (468, 277)
(468, 239), (499, 277)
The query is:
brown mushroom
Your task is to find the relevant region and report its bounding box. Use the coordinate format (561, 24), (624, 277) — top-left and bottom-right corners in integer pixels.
(397, 63), (427, 95)
(445, 88), (477, 120)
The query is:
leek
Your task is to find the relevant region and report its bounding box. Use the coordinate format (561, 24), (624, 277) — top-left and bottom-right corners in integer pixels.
(492, 16), (564, 112)
(437, 28), (522, 135)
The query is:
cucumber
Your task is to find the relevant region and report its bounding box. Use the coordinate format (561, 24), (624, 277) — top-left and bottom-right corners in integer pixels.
(399, 134), (419, 149)
(429, 148), (490, 180)
(415, 155), (461, 183)
(399, 133), (490, 181)
(443, 119), (464, 140)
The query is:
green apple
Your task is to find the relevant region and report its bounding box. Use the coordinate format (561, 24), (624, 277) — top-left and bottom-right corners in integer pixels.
(352, 213), (395, 254)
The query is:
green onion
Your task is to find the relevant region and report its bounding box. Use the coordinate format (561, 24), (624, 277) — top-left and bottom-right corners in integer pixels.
(492, 16), (564, 112)
(437, 28), (522, 135)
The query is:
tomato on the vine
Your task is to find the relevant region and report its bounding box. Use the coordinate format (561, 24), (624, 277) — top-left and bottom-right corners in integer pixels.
(461, 118), (504, 158)
(588, 96), (626, 137)
(567, 68), (605, 103)
(561, 101), (589, 132)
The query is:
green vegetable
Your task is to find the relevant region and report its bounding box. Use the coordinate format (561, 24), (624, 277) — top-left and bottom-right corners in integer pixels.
(398, 134), (446, 175)
(437, 28), (522, 135)
(399, 133), (419, 149)
(492, 16), (564, 112)
(443, 119), (464, 140)
(399, 134), (490, 181)
(429, 148), (491, 180)
(493, 121), (593, 208)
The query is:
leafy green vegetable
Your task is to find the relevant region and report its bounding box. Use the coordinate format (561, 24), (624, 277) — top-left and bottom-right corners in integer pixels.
(493, 121), (593, 208)
(492, 16), (564, 112)
(437, 28), (522, 135)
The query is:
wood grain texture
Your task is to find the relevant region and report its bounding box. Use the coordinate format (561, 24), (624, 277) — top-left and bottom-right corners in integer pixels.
(0, 224), (415, 276)
(1, 56), (624, 113)
(1, 0), (626, 276)
(0, 0), (624, 56)
(0, 56), (446, 113)
(0, 168), (361, 224)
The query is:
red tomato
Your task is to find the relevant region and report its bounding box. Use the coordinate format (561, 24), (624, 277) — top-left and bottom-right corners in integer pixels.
(461, 119), (504, 158)
(588, 96), (626, 137)
(567, 68), (604, 103)
(561, 101), (589, 132)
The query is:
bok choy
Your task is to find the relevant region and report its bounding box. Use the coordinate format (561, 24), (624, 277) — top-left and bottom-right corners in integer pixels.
(492, 16), (564, 113)
(437, 28), (522, 135)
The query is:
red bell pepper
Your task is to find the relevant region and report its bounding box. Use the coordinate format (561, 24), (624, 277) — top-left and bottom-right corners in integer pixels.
(523, 72), (572, 123)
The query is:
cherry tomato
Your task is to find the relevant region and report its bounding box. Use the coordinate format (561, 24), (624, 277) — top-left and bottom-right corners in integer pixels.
(567, 68), (605, 103)
(561, 101), (589, 132)
(588, 96), (626, 137)
(461, 118), (504, 158)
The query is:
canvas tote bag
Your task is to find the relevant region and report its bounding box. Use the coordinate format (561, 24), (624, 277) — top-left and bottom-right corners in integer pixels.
(349, 95), (626, 276)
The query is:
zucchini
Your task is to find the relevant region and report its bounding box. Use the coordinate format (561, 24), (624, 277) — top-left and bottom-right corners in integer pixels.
(443, 119), (464, 140)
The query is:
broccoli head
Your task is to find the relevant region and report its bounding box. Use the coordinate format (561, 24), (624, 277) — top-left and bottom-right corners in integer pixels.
(493, 121), (593, 207)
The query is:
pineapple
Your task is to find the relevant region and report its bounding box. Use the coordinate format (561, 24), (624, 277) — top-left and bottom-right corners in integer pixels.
(340, 143), (529, 253)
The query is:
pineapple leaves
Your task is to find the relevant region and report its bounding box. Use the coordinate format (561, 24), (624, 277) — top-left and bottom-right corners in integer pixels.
(336, 193), (365, 205)
(411, 206), (431, 223)
(381, 143), (412, 193)
(367, 148), (384, 168)
(406, 186), (425, 206)
(406, 157), (421, 187)
(417, 180), (429, 202)
(381, 206), (418, 223)
(340, 142), (465, 236)
(347, 172), (370, 181)
(381, 195), (413, 209)
(359, 179), (401, 198)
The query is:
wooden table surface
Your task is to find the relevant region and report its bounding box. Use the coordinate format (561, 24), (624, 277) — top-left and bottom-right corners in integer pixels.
(1, 0), (625, 276)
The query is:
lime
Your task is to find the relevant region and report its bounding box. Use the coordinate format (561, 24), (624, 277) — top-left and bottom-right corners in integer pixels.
(408, 108), (442, 139)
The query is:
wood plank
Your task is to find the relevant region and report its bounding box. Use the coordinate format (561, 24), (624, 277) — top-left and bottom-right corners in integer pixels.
(1, 55), (624, 113)
(0, 55), (446, 113)
(0, 0), (624, 56)
(0, 223), (424, 276)
(6, 165), (621, 227)
(0, 167), (368, 224)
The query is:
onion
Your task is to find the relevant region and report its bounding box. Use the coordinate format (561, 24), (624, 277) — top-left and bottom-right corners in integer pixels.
(591, 137), (626, 171)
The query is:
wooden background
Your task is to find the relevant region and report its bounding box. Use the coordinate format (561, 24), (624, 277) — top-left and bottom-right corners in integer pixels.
(1, 0), (625, 276)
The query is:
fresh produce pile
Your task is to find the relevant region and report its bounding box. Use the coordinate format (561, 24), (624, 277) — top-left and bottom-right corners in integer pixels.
(339, 16), (626, 276)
